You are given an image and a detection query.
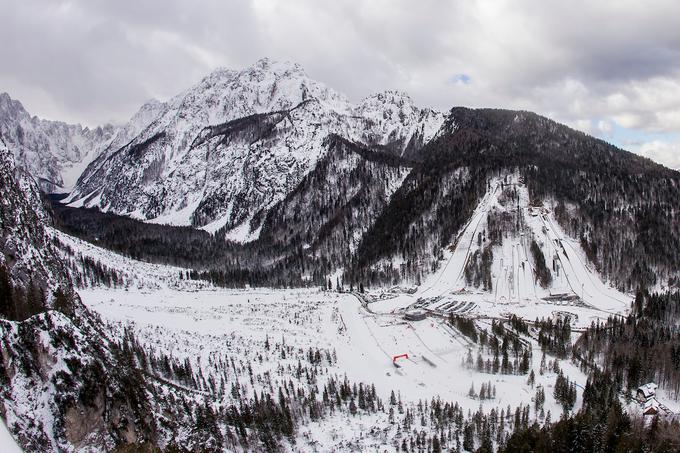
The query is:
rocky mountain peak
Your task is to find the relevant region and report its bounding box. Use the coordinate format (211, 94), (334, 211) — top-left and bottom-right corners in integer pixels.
(0, 92), (30, 122)
(251, 57), (306, 76)
(0, 93), (120, 192)
(360, 89), (414, 106)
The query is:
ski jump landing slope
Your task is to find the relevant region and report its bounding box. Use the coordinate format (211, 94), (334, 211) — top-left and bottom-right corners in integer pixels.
(373, 172), (631, 321)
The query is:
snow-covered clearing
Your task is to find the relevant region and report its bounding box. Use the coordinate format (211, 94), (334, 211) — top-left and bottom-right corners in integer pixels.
(81, 286), (583, 419)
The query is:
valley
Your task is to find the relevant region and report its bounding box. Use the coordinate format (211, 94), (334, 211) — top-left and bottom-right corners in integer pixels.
(41, 175), (635, 449)
(79, 285), (585, 412)
(1, 55), (679, 452)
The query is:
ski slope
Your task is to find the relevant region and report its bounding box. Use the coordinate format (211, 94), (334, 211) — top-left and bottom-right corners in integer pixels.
(371, 172), (632, 325)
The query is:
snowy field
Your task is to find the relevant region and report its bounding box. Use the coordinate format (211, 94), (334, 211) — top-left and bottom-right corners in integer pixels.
(81, 286), (584, 417)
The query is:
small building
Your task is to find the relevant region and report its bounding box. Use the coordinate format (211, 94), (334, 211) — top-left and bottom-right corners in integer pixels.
(636, 383), (658, 403)
(642, 398), (660, 416)
(404, 310), (427, 321)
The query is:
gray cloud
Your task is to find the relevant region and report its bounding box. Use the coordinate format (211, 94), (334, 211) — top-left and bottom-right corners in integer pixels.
(2, 0), (680, 167)
(636, 140), (680, 169)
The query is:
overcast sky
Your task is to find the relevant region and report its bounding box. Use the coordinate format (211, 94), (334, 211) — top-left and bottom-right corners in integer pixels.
(2, 0), (680, 168)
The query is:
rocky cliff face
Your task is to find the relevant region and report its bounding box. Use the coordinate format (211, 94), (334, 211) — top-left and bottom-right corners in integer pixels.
(67, 59), (445, 239)
(0, 137), (156, 451)
(0, 136), (70, 299)
(0, 92), (163, 193)
(0, 311), (157, 452)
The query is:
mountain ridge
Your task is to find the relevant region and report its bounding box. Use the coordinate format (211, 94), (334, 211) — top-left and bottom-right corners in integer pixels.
(0, 91), (166, 193)
(3, 60), (679, 293)
(65, 58), (445, 239)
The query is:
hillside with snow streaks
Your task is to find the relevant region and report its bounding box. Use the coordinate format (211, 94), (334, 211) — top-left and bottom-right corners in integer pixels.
(50, 227), (210, 291)
(67, 58), (444, 239)
(372, 172), (632, 323)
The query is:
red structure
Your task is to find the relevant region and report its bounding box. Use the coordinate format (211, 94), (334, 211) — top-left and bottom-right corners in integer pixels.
(392, 353), (409, 363)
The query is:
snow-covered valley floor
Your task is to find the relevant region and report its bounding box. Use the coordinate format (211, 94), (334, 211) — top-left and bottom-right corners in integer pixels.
(81, 287), (580, 407)
(80, 285), (585, 450)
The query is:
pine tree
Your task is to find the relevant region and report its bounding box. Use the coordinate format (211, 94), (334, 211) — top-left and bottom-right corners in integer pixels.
(468, 383), (477, 399)
(349, 398), (357, 416)
(0, 265), (14, 319)
(53, 287), (71, 314)
(463, 422), (474, 451)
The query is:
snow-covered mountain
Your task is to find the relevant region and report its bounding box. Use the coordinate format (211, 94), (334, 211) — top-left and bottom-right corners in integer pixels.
(66, 58), (444, 239)
(3, 71), (680, 452)
(0, 92), (162, 193)
(0, 93), (113, 192)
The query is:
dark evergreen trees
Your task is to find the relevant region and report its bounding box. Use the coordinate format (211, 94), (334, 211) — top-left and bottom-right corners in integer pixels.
(530, 240), (551, 288)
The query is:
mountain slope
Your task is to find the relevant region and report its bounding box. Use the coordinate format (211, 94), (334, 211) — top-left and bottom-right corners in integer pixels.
(0, 136), (74, 319)
(256, 135), (415, 280)
(67, 59), (444, 239)
(0, 137), (158, 451)
(349, 108), (680, 290)
(52, 108), (680, 293)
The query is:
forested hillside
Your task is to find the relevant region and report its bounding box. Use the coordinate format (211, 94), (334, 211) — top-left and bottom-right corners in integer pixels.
(412, 109), (680, 291)
(0, 137), (76, 319)
(502, 290), (680, 453)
